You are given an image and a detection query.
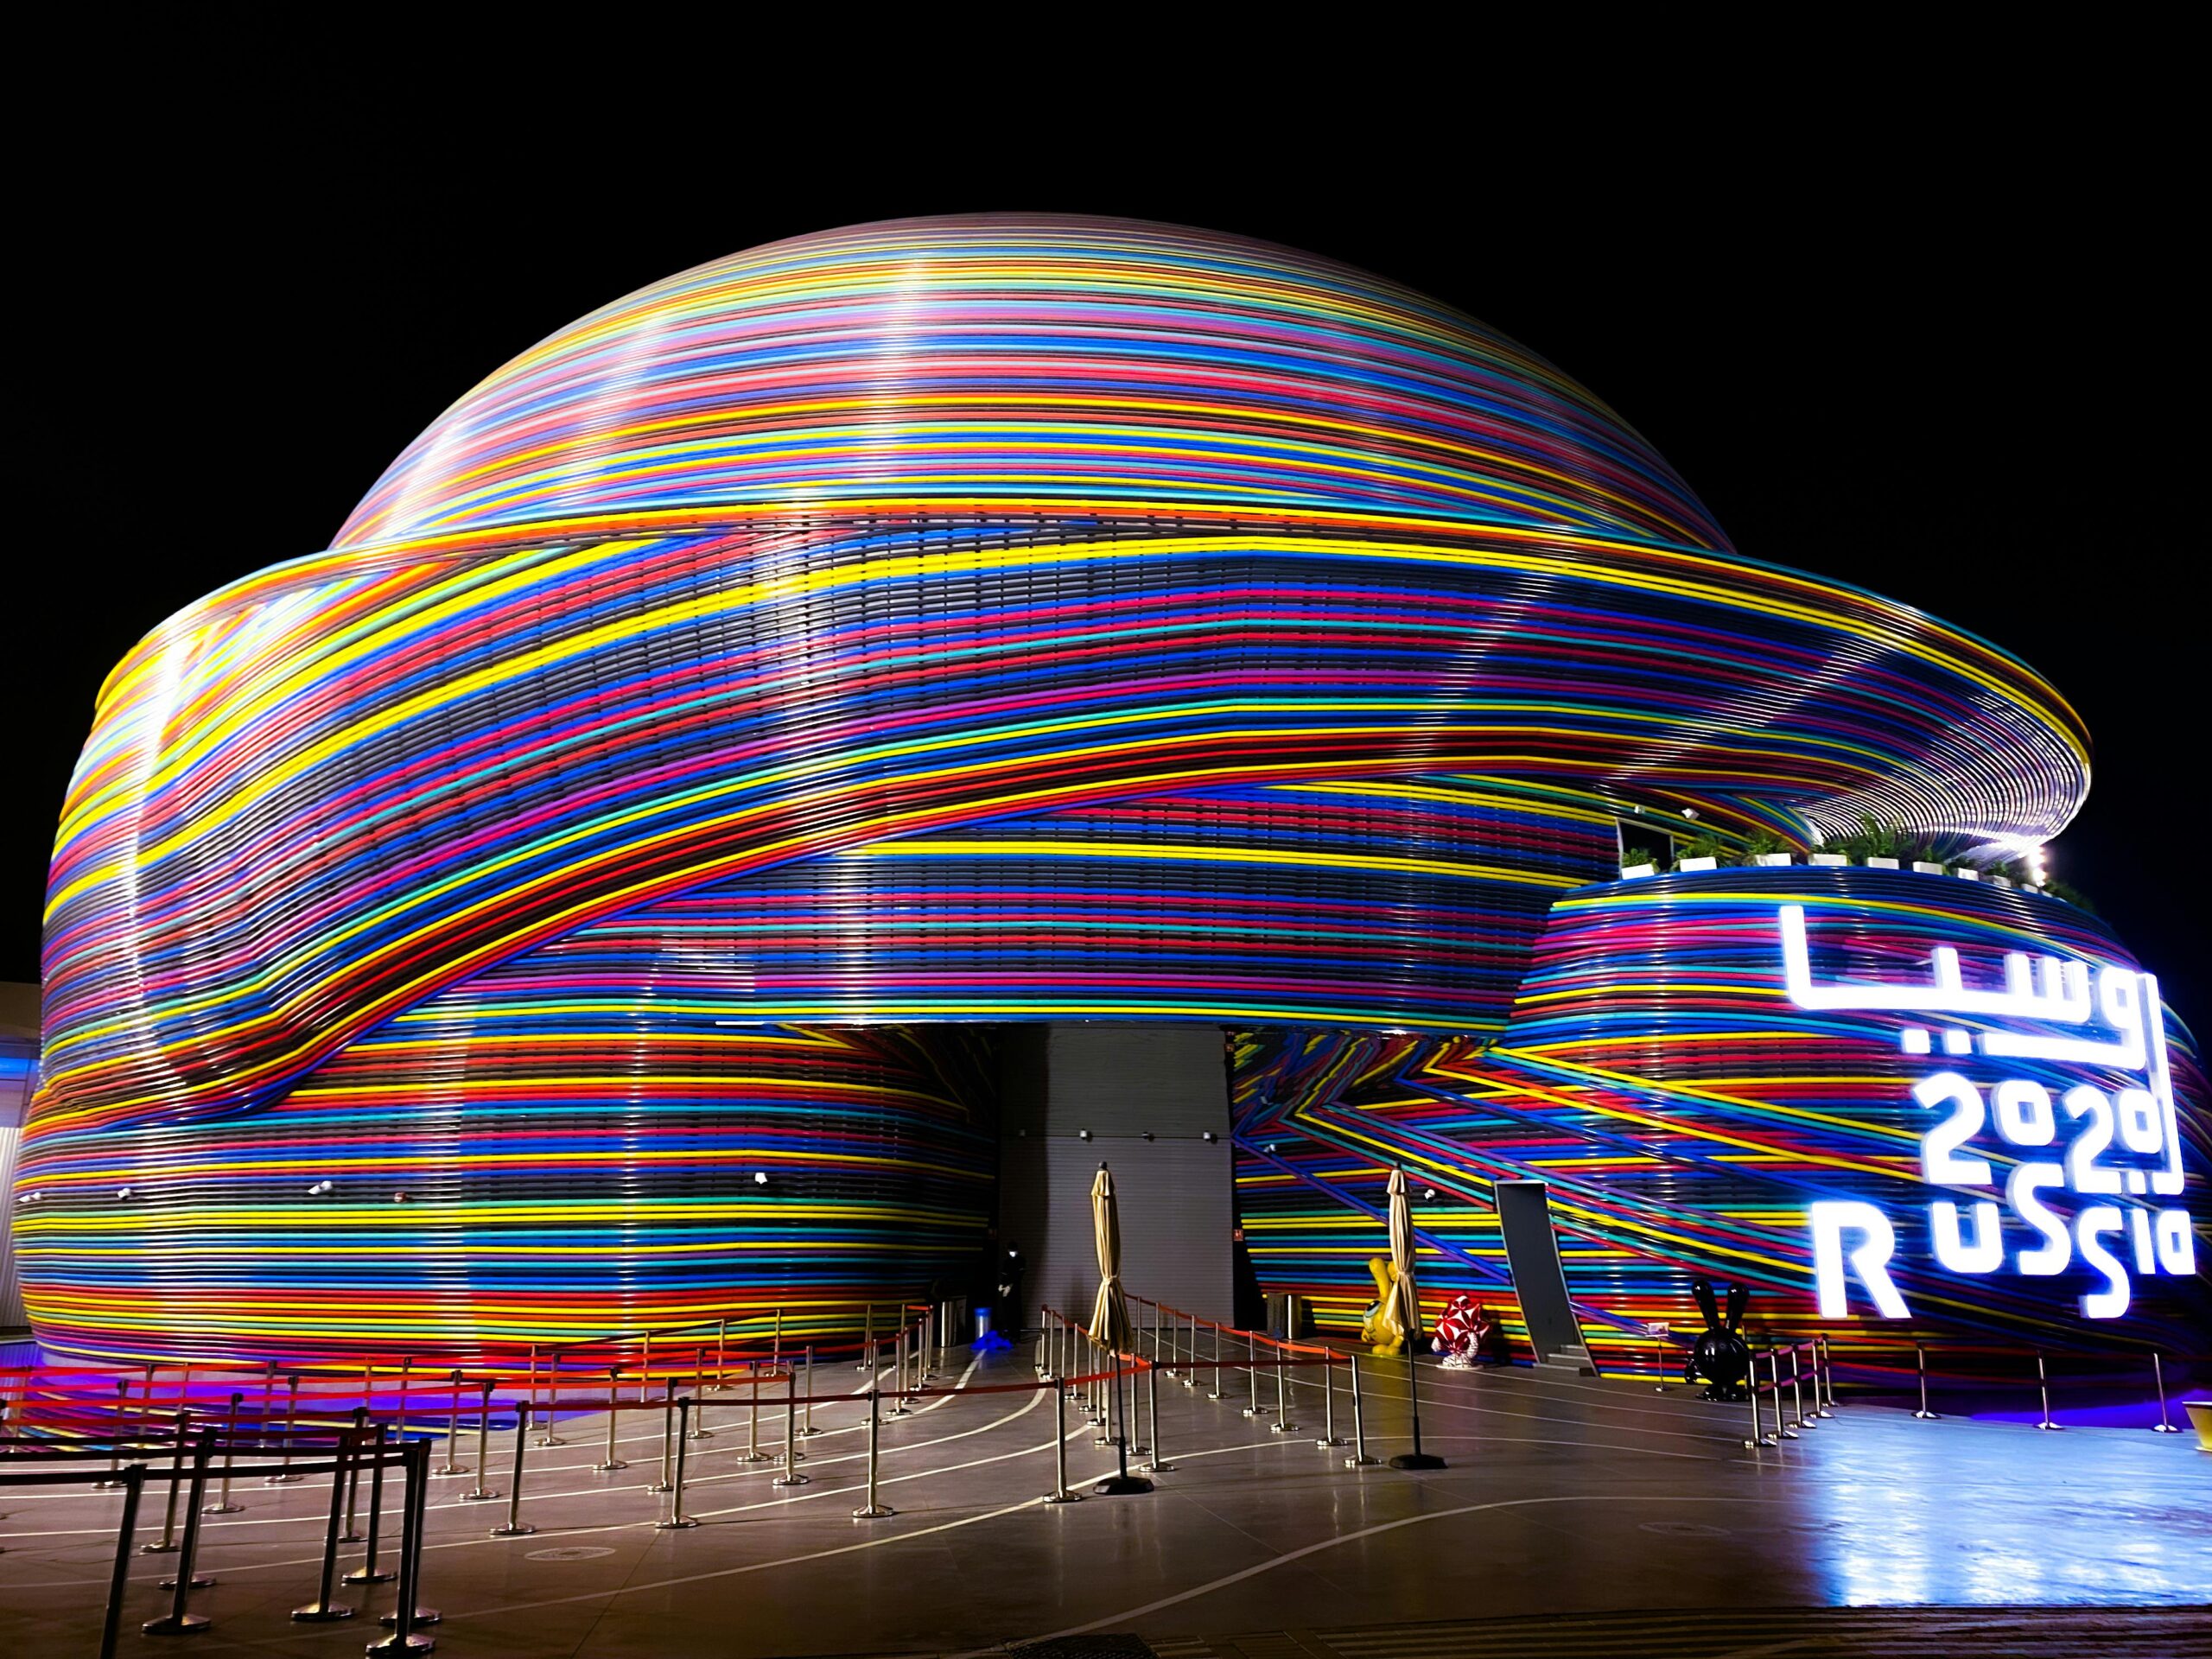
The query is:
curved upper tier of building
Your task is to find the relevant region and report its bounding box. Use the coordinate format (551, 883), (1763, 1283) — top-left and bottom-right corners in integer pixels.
(339, 216), (1732, 549)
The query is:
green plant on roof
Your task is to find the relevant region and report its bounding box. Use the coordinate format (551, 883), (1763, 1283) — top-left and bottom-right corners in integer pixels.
(1742, 829), (1790, 860)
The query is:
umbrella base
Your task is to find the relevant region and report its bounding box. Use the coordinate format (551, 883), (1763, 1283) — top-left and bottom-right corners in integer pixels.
(1092, 1473), (1154, 1496)
(1388, 1452), (1447, 1470)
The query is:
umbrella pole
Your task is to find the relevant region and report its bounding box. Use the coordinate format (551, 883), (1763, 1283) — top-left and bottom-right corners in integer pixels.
(1388, 1339), (1446, 1470)
(1091, 1345), (1153, 1496)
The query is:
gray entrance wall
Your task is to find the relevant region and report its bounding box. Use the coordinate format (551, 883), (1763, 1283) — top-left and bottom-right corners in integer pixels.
(995, 1025), (1235, 1332)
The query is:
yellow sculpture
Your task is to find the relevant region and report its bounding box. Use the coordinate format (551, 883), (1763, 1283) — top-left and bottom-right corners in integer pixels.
(1359, 1255), (1408, 1353)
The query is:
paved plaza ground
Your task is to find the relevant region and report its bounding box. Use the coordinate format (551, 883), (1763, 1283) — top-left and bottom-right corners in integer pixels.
(2, 1338), (2207, 1656)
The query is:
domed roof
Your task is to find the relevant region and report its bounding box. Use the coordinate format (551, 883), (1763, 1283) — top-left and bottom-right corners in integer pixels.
(339, 215), (1730, 550)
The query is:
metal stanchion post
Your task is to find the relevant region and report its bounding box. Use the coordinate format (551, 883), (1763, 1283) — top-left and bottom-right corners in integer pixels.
(143, 1409), (189, 1553)
(537, 1350), (568, 1446)
(267, 1374), (303, 1484)
(853, 1387), (893, 1518)
(435, 1369), (466, 1475)
(1141, 1359), (1175, 1471)
(888, 1332), (912, 1417)
(639, 1331), (652, 1405)
(257, 1359), (276, 1446)
(156, 1427), (219, 1595)
(689, 1349), (714, 1439)
(1344, 1354), (1376, 1465)
(369, 1442), (437, 1650)
(346, 1427), (397, 1582)
(1789, 1344), (1813, 1430)
(1814, 1335), (1835, 1416)
(1207, 1317), (1223, 1400)
(1911, 1344), (1938, 1419)
(2152, 1353), (2182, 1432)
(1243, 1332), (1267, 1416)
(101, 1463), (147, 1657)
(492, 1404), (537, 1536)
(1184, 1309), (1198, 1389)
(204, 1391), (245, 1514)
(1043, 1376), (1081, 1503)
(143, 1432), (216, 1633)
(1744, 1368), (1777, 1449)
(657, 1400), (699, 1529)
(342, 1406), (370, 1541)
(745, 1360), (770, 1459)
(599, 1369), (630, 1470)
(775, 1376), (809, 1486)
(801, 1344), (819, 1435)
(2035, 1351), (2063, 1430)
(773, 1307), (783, 1372)
(715, 1318), (729, 1389)
(1271, 1346), (1296, 1433)
(94, 1374), (130, 1491)
(461, 1381), (500, 1501)
(859, 1304), (875, 1370)
(649, 1379), (676, 1493)
(1769, 1350), (1796, 1440)
(292, 1429), (359, 1621)
(396, 1357), (411, 1441)
(1316, 1354), (1344, 1446)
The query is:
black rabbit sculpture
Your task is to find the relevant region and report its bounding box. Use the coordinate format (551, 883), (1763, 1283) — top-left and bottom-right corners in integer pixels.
(1681, 1277), (1754, 1402)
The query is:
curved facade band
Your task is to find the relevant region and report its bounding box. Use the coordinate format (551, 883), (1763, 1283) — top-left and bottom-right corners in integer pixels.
(15, 217), (2191, 1370)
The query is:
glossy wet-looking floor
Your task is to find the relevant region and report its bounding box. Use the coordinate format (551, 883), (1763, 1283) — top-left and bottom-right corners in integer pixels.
(2, 1340), (2205, 1656)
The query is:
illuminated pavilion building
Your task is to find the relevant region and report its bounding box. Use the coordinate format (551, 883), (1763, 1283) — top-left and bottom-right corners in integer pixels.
(11, 217), (2205, 1373)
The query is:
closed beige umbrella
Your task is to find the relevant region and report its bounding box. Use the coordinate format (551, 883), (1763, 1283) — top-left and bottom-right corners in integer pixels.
(1386, 1166), (1445, 1469)
(1385, 1167), (1423, 1351)
(1089, 1163), (1134, 1354)
(1086, 1162), (1151, 1493)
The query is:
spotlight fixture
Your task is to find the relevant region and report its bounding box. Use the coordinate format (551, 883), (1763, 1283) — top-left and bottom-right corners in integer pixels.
(753, 1171), (769, 1185)
(1422, 1187), (1438, 1201)
(1202, 1130), (1217, 1143)
(116, 1186), (133, 1200)
(1078, 1128), (1092, 1141)
(1142, 1130), (1155, 1141)
(1681, 807), (1700, 820)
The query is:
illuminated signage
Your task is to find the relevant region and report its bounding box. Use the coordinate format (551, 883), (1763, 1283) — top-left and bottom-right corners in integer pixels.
(1782, 905), (2196, 1319)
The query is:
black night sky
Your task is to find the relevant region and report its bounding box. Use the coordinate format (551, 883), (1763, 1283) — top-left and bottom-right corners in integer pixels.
(15, 81), (2204, 1027)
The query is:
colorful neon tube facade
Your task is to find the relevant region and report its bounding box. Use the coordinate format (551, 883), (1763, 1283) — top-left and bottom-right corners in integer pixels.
(12, 217), (2200, 1367)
